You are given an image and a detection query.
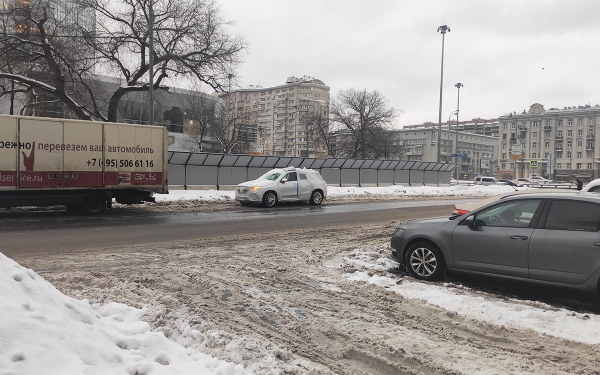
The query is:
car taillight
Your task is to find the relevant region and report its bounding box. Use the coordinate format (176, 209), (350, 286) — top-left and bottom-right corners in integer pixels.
(452, 208), (470, 216)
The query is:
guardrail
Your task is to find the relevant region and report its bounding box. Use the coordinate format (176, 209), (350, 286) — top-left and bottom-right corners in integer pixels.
(167, 152), (456, 190)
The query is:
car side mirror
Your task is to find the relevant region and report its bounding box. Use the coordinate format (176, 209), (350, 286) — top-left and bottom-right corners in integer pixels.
(464, 215), (476, 227)
(280, 178), (288, 183)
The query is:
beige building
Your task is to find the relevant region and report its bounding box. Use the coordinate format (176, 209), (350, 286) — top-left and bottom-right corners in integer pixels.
(497, 103), (600, 182)
(389, 128), (498, 180)
(404, 118), (499, 137)
(220, 76), (330, 157)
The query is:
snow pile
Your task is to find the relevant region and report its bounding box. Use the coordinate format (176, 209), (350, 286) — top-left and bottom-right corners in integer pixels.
(341, 248), (600, 345)
(155, 184), (520, 203)
(0, 252), (249, 375)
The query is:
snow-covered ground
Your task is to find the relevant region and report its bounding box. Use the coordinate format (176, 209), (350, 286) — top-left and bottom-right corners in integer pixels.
(341, 248), (600, 345)
(5, 184), (595, 375)
(0, 253), (249, 375)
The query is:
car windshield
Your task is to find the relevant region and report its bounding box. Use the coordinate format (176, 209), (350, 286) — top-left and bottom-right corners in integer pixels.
(261, 172), (281, 181)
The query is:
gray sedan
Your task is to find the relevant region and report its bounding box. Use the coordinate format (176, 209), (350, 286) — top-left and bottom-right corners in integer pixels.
(391, 192), (600, 294)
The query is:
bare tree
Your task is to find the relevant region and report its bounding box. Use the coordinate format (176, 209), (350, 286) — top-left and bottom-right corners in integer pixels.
(0, 0), (106, 119)
(211, 94), (257, 154)
(82, 0), (246, 122)
(0, 0), (245, 122)
(330, 88), (398, 159)
(179, 92), (218, 152)
(303, 106), (335, 157)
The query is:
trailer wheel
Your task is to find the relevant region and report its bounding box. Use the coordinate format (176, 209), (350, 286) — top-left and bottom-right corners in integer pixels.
(81, 193), (107, 215)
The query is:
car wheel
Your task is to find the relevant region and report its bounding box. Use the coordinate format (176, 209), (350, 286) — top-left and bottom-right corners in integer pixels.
(81, 193), (107, 215)
(405, 242), (444, 281)
(262, 191), (277, 208)
(309, 190), (323, 205)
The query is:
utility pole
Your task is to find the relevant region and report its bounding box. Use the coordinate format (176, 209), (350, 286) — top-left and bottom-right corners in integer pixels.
(436, 25), (450, 163)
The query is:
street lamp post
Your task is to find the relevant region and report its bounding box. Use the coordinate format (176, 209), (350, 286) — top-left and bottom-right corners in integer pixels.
(436, 25), (451, 163)
(448, 110), (458, 182)
(148, 1), (154, 126)
(454, 82), (462, 180)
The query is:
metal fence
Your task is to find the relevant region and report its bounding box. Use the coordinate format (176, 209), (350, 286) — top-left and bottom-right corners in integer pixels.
(168, 152), (456, 190)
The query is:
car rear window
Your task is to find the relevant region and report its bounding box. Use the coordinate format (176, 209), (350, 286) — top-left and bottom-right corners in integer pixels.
(299, 174), (307, 180)
(545, 200), (600, 232)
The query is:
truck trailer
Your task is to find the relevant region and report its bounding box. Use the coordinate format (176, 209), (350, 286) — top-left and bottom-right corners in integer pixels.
(0, 114), (169, 214)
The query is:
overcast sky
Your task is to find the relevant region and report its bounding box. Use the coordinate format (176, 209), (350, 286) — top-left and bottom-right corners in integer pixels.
(217, 0), (600, 128)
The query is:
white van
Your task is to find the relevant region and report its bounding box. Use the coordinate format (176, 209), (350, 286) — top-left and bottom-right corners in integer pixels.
(235, 167), (327, 207)
(474, 176), (501, 186)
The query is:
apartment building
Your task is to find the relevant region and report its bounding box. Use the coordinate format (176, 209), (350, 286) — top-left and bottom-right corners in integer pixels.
(220, 76), (330, 157)
(404, 118), (499, 137)
(389, 128), (498, 180)
(497, 103), (600, 182)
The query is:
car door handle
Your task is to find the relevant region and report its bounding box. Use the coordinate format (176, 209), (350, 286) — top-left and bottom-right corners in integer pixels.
(510, 235), (528, 240)
(594, 242), (600, 246)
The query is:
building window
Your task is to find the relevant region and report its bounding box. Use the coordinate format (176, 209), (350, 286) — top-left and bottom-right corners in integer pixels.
(577, 163), (582, 169)
(546, 121), (551, 127)
(556, 142), (563, 150)
(567, 140), (572, 148)
(511, 123), (516, 129)
(567, 130), (573, 137)
(556, 152), (562, 158)
(567, 151), (572, 158)
(578, 140), (583, 147)
(568, 119), (573, 126)
(578, 129), (583, 136)
(577, 152), (582, 158)
(588, 141), (594, 149)
(557, 163), (562, 169)
(533, 121), (539, 127)
(558, 130), (563, 137)
(532, 142), (537, 148)
(533, 131), (538, 138)
(503, 123), (508, 129)
(532, 153), (537, 158)
(545, 142), (550, 148)
(503, 133), (507, 139)
(545, 131), (550, 138)
(502, 144), (507, 150)
(588, 163), (593, 170)
(579, 119), (584, 126)
(558, 120), (563, 126)
(502, 163), (506, 169)
(590, 118), (595, 125)
(587, 150), (594, 157)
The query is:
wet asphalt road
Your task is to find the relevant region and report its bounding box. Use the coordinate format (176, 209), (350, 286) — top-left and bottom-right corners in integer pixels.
(0, 200), (466, 257)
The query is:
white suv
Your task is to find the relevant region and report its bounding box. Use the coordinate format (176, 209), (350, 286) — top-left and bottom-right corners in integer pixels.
(235, 167), (327, 207)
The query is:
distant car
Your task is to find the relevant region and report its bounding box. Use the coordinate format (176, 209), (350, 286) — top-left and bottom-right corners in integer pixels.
(583, 179), (599, 192)
(391, 192), (600, 294)
(235, 167), (327, 207)
(474, 176), (502, 186)
(528, 176), (552, 184)
(498, 179), (523, 187)
(451, 188), (567, 216)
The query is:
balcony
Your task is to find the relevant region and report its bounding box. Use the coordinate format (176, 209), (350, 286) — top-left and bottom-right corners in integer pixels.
(587, 134), (595, 139)
(509, 137), (517, 143)
(544, 125), (552, 130)
(556, 135), (563, 139)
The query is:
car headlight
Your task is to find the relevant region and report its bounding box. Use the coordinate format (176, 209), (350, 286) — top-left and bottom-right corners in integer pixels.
(393, 228), (405, 237)
(251, 186), (262, 191)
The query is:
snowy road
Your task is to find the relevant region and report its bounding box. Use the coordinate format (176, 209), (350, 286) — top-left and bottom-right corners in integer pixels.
(11, 201), (600, 374)
(2, 200), (462, 257)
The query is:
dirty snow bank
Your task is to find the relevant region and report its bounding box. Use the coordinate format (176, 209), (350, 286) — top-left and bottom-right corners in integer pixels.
(0, 252), (249, 375)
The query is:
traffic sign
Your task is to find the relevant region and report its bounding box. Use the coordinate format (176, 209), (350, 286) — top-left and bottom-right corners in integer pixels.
(530, 160), (538, 168)
(450, 153), (459, 158)
(459, 153), (468, 158)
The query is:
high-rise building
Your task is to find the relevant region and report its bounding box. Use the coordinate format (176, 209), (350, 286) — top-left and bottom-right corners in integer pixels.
(220, 76), (330, 157)
(497, 103), (600, 182)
